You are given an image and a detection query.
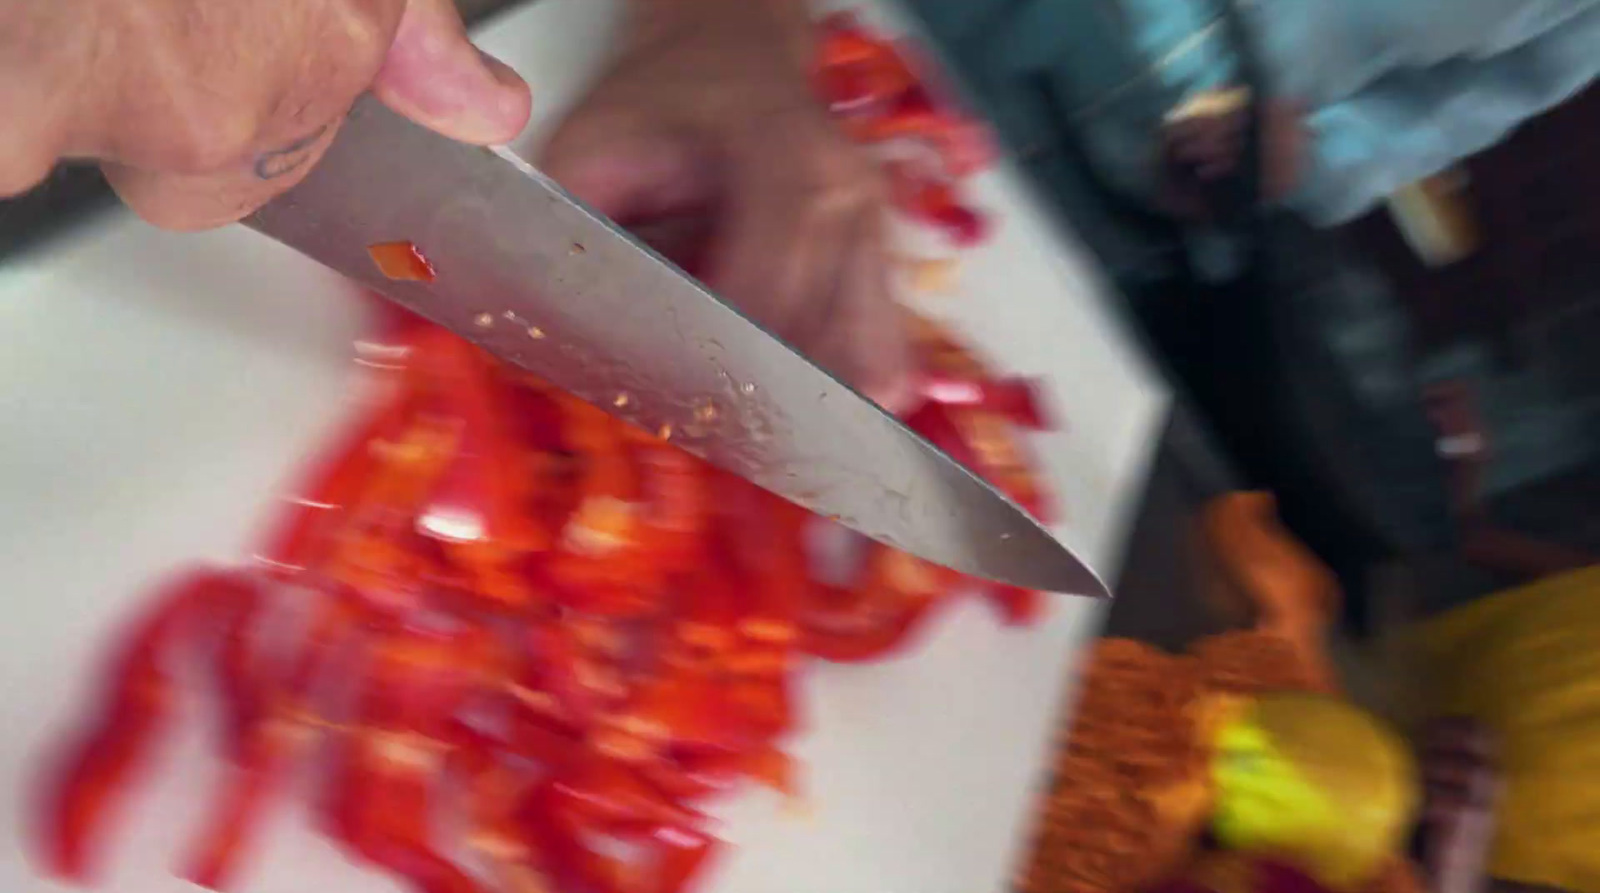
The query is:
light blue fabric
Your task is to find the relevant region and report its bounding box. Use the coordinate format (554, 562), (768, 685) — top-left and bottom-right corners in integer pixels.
(908, 0), (1600, 226)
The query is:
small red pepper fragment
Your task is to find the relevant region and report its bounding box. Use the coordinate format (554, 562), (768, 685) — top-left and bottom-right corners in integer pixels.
(367, 241), (437, 283)
(918, 373), (1052, 430)
(885, 161), (991, 246)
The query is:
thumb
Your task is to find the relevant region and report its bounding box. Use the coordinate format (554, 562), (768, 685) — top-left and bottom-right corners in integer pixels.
(373, 0), (532, 145)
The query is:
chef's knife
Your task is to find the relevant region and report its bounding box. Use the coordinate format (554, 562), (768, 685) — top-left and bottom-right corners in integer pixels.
(246, 95), (1106, 597)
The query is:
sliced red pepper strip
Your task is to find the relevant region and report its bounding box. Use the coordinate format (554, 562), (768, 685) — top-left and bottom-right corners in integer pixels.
(981, 583), (1046, 626)
(643, 824), (721, 893)
(905, 400), (984, 471)
(642, 756), (737, 804)
(182, 762), (279, 891)
(207, 574), (270, 761)
(951, 408), (1055, 523)
(656, 744), (795, 803)
(801, 598), (936, 663)
(815, 13), (886, 67)
(714, 478), (807, 645)
(800, 548), (954, 663)
(517, 781), (634, 893)
(326, 631), (488, 893)
(182, 594), (354, 891)
(518, 617), (617, 730)
(633, 440), (709, 576)
(627, 666), (745, 755)
(723, 673), (796, 741)
(548, 757), (705, 836)
(885, 161), (990, 246)
(36, 568), (243, 882)
(415, 330), (548, 557)
(740, 744), (797, 797)
(332, 752), (482, 893)
(508, 705), (585, 772)
(918, 372), (1053, 431)
(544, 392), (665, 615)
(252, 375), (414, 576)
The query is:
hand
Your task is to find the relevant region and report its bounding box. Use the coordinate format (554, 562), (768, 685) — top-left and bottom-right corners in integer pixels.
(1160, 94), (1306, 221)
(539, 0), (910, 406)
(2, 0), (531, 229)
(1417, 717), (1499, 893)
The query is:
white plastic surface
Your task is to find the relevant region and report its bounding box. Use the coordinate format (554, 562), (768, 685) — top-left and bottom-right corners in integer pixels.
(0, 2), (1171, 892)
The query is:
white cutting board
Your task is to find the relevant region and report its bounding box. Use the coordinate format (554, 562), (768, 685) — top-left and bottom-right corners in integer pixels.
(0, 2), (1170, 893)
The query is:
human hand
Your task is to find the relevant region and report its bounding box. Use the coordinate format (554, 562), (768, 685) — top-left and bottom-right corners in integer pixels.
(2, 0), (530, 229)
(1417, 717), (1499, 893)
(1160, 92), (1306, 220)
(539, 0), (911, 407)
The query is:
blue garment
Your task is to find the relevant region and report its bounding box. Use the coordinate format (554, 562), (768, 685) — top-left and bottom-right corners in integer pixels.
(907, 0), (1600, 227)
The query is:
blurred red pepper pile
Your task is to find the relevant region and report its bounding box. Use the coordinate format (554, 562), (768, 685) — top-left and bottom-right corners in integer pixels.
(33, 13), (1049, 893)
(814, 11), (995, 245)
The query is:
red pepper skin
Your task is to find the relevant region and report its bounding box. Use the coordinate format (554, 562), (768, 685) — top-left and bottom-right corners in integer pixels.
(634, 441), (709, 576)
(548, 757), (706, 837)
(799, 549), (954, 664)
(323, 722), (481, 893)
(182, 594), (353, 891)
(253, 337), (421, 577)
(800, 595), (937, 663)
(418, 334), (547, 555)
(929, 201), (990, 247)
(517, 781), (634, 893)
(904, 401), (984, 472)
(181, 763), (279, 891)
(35, 569), (243, 882)
(653, 744), (795, 804)
(643, 824), (721, 893)
(334, 761), (483, 893)
(917, 373), (1052, 431)
(179, 574), (271, 890)
(885, 161), (990, 246)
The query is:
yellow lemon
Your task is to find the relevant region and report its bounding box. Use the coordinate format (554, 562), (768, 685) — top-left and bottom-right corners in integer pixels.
(1208, 693), (1418, 892)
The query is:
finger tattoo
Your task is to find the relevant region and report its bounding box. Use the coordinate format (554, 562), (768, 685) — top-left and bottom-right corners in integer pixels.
(254, 124), (330, 180)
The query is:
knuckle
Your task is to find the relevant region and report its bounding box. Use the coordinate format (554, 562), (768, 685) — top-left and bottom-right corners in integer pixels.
(785, 129), (880, 208)
(145, 78), (258, 172)
(107, 165), (272, 231)
(799, 157), (878, 217)
(334, 4), (398, 77)
(168, 110), (257, 174)
(0, 86), (67, 196)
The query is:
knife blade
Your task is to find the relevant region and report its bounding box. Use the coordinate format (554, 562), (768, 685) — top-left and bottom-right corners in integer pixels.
(245, 95), (1106, 597)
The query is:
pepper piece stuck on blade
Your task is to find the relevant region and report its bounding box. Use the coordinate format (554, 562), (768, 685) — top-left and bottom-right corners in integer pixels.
(368, 241), (437, 282)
